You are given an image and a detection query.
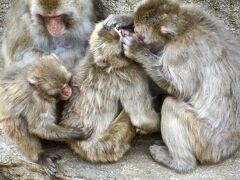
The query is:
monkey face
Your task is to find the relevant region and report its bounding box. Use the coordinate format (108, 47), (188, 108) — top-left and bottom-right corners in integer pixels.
(27, 54), (72, 101)
(28, 0), (81, 37)
(134, 0), (181, 47)
(90, 22), (131, 69)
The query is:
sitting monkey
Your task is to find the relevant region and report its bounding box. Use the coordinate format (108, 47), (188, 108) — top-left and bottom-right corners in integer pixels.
(60, 22), (160, 163)
(104, 0), (240, 173)
(0, 53), (92, 176)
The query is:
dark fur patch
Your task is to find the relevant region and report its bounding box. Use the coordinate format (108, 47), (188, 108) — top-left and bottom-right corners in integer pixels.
(38, 0), (60, 12)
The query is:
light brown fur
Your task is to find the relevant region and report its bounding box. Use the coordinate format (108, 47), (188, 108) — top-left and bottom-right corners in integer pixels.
(0, 54), (91, 176)
(60, 22), (160, 163)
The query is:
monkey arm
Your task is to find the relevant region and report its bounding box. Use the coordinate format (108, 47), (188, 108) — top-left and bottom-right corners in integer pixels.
(26, 110), (92, 141)
(122, 36), (181, 97)
(104, 14), (133, 30)
(120, 78), (160, 133)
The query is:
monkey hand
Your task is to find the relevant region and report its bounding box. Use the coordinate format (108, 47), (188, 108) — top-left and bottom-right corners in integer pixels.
(104, 14), (133, 30)
(37, 152), (60, 176)
(61, 125), (94, 141)
(122, 35), (147, 61)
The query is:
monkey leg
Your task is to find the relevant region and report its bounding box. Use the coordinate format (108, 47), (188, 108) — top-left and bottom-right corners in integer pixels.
(70, 111), (136, 163)
(2, 117), (58, 176)
(149, 97), (204, 173)
(2, 117), (43, 161)
(202, 131), (240, 163)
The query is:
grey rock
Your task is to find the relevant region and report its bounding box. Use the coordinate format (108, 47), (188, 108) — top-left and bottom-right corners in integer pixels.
(0, 0), (240, 179)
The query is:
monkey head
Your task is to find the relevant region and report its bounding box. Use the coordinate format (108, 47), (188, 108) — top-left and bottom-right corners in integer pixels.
(89, 22), (132, 69)
(27, 54), (72, 102)
(134, 0), (189, 47)
(27, 0), (83, 37)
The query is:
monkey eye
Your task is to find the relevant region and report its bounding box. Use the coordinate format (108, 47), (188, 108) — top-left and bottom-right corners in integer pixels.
(36, 14), (44, 24)
(68, 76), (73, 85)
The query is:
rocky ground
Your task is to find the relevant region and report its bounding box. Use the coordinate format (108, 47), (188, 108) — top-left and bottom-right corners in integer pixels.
(0, 0), (240, 179)
(0, 132), (240, 180)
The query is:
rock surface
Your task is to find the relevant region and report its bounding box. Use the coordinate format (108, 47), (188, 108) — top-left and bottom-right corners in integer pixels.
(0, 0), (240, 179)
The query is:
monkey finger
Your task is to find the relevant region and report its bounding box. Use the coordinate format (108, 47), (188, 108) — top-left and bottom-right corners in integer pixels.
(73, 127), (94, 140)
(104, 14), (117, 30)
(49, 154), (62, 161)
(122, 36), (134, 45)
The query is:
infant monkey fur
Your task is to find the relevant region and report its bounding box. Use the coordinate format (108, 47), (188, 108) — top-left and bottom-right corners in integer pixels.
(60, 22), (160, 163)
(0, 53), (92, 176)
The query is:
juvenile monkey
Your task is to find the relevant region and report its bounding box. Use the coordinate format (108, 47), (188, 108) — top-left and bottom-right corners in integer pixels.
(60, 22), (160, 163)
(105, 0), (240, 172)
(2, 0), (96, 69)
(0, 54), (92, 176)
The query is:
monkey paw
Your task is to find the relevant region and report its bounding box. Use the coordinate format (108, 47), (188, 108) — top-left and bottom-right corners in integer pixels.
(149, 145), (196, 173)
(122, 36), (145, 60)
(104, 14), (133, 30)
(149, 145), (172, 166)
(37, 152), (59, 177)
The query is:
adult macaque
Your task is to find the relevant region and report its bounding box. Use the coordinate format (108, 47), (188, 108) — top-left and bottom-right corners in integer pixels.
(2, 0), (96, 69)
(104, 0), (240, 173)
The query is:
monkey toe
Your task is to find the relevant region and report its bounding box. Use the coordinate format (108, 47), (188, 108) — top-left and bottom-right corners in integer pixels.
(37, 153), (58, 176)
(49, 153), (62, 161)
(149, 145), (172, 165)
(149, 145), (196, 173)
(73, 127), (94, 140)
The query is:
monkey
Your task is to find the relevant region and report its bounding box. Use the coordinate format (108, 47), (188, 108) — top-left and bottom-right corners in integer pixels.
(60, 21), (160, 163)
(1, 0), (97, 70)
(104, 0), (240, 173)
(0, 53), (92, 176)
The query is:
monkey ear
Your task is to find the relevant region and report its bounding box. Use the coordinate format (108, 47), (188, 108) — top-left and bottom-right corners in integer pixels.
(161, 26), (177, 37)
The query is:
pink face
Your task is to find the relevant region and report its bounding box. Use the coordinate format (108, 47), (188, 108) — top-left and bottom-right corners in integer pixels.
(59, 84), (72, 101)
(42, 15), (65, 37)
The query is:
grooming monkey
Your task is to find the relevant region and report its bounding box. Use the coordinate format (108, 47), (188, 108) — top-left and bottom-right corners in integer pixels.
(0, 53), (92, 176)
(60, 22), (160, 163)
(2, 0), (96, 69)
(104, 0), (240, 172)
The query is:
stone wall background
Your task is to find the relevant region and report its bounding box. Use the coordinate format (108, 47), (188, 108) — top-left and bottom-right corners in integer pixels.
(0, 0), (240, 37)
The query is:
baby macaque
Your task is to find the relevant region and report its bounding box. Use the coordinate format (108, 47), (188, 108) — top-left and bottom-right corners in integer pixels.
(60, 22), (160, 163)
(0, 53), (92, 176)
(104, 0), (240, 173)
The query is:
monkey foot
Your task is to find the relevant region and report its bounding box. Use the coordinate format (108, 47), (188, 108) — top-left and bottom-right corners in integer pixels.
(149, 145), (196, 173)
(151, 140), (165, 146)
(37, 152), (60, 176)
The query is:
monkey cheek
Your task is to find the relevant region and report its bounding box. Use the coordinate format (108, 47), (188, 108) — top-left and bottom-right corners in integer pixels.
(60, 86), (72, 101)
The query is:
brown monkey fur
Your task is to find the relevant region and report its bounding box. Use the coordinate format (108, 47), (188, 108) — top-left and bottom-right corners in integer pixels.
(60, 22), (160, 163)
(104, 0), (240, 173)
(0, 53), (92, 176)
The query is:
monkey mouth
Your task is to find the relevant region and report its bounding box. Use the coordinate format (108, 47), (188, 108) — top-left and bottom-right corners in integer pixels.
(42, 15), (65, 37)
(114, 27), (145, 44)
(60, 84), (72, 101)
